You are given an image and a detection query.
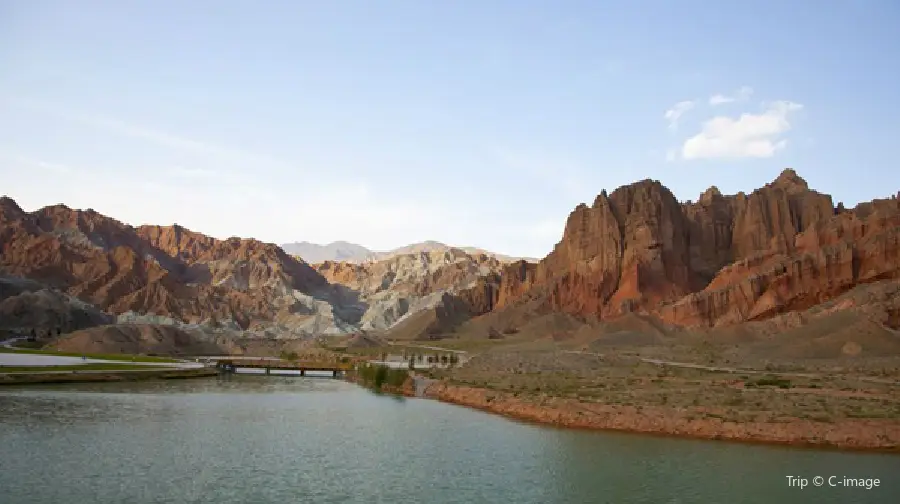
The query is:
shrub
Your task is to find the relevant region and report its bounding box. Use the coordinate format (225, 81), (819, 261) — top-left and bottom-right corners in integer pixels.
(747, 376), (792, 389)
(355, 363), (409, 391)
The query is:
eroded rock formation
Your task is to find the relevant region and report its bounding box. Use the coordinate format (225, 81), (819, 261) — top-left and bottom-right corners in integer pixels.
(494, 169), (900, 328)
(314, 248), (503, 331)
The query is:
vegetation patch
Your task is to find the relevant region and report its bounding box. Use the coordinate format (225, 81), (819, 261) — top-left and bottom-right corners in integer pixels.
(354, 363), (409, 392)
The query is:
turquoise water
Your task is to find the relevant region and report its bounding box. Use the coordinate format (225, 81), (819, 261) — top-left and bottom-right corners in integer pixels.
(0, 376), (897, 503)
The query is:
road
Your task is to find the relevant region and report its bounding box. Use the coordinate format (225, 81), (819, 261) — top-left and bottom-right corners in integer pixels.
(386, 341), (468, 354)
(0, 367), (207, 375)
(0, 352), (204, 368)
(563, 350), (898, 385)
(0, 336), (203, 369)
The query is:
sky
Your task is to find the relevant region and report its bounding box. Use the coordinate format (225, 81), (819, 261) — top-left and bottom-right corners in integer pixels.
(1, 1), (899, 259)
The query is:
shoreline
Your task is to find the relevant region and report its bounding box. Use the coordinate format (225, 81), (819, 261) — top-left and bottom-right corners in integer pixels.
(423, 382), (900, 453)
(0, 367), (218, 385)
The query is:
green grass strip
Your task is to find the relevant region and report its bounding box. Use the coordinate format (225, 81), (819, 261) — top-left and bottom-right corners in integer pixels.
(0, 347), (180, 363)
(0, 363), (170, 373)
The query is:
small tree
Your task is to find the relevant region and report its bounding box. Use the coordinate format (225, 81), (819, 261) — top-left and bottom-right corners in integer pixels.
(380, 352), (387, 363)
(408, 356), (415, 370)
(417, 354), (423, 363)
(441, 354), (448, 365)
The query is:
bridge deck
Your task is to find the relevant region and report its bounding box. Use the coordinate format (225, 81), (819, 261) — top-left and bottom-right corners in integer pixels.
(215, 359), (353, 372)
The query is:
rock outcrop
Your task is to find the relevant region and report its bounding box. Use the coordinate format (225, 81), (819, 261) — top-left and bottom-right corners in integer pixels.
(493, 169), (900, 329)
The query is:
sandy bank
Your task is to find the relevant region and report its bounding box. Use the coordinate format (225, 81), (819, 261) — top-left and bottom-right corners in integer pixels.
(0, 367), (218, 385)
(425, 382), (900, 452)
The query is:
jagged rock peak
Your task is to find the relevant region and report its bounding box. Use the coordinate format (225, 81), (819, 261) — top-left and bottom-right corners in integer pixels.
(699, 186), (722, 204)
(592, 189), (609, 208)
(770, 168), (809, 191)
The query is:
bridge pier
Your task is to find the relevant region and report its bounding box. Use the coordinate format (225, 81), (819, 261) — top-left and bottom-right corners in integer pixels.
(265, 367), (270, 375)
(300, 369), (305, 377)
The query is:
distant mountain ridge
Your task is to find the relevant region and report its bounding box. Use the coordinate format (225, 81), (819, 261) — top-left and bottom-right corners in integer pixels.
(281, 241), (374, 264)
(281, 239), (538, 264)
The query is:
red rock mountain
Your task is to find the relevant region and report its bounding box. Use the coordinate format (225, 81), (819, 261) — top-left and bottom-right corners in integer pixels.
(493, 169), (899, 329)
(3, 168), (896, 340)
(0, 197), (331, 331)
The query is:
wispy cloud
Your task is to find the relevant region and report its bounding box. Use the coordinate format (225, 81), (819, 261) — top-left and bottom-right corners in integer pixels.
(0, 150), (73, 174)
(663, 100), (696, 130)
(0, 94), (297, 172)
(680, 100), (803, 160)
(709, 86), (754, 106)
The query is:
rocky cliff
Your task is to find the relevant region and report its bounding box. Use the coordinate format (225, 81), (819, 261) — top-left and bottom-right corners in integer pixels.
(492, 169), (900, 329)
(0, 197), (352, 337)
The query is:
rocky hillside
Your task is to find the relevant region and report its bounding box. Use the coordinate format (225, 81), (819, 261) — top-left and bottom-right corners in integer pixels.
(0, 197), (361, 337)
(314, 247), (503, 333)
(49, 323), (240, 356)
(0, 198), (507, 340)
(0, 276), (114, 334)
(480, 169), (899, 334)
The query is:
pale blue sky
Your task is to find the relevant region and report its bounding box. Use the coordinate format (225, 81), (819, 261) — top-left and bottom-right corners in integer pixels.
(1, 1), (898, 258)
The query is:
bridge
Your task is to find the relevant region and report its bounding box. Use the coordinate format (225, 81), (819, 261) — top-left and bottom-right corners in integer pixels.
(213, 358), (354, 377)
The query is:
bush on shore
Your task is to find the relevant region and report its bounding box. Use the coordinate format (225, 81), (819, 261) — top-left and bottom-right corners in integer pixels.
(355, 363), (409, 391)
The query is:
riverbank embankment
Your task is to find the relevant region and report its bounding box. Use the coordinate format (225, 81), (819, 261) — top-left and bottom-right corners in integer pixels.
(424, 381), (900, 452)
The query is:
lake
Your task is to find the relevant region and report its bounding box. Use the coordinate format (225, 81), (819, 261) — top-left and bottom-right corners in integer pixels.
(0, 376), (897, 503)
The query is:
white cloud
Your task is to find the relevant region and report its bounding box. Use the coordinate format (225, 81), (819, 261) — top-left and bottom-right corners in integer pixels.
(709, 86), (753, 106)
(681, 101), (803, 160)
(708, 94), (734, 106)
(663, 100), (696, 130)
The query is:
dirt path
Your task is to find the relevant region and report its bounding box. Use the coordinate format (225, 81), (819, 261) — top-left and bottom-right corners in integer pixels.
(562, 350), (899, 386)
(387, 341), (468, 354)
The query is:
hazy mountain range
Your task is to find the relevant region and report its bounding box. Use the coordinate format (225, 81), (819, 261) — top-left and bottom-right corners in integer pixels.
(281, 240), (539, 264)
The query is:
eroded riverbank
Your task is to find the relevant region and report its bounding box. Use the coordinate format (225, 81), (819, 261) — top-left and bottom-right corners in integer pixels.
(424, 382), (900, 451)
